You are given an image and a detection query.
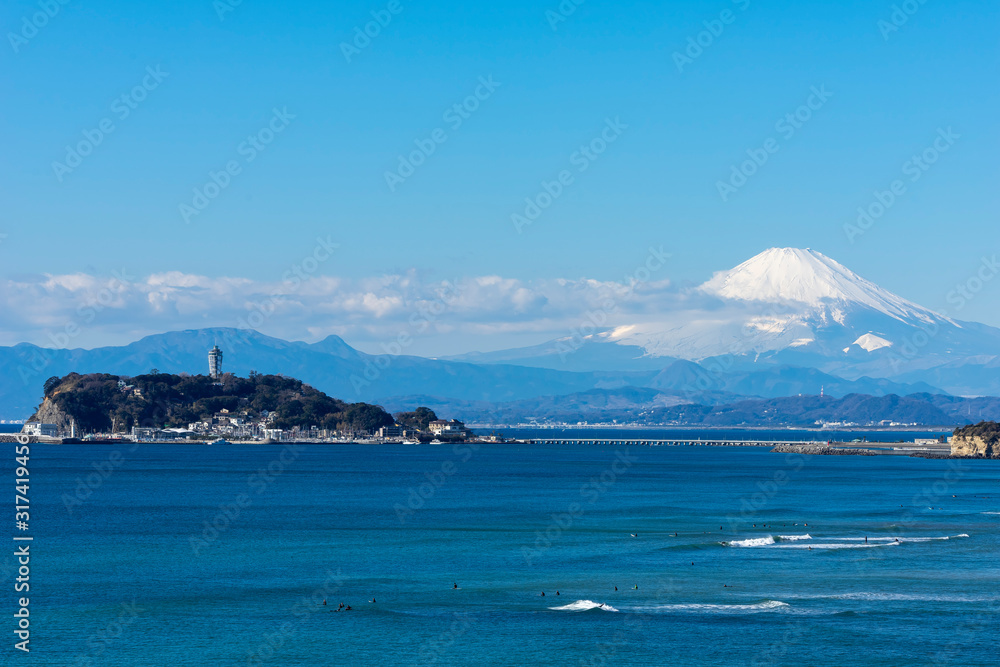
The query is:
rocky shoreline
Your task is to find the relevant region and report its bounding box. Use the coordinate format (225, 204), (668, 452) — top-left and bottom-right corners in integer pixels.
(770, 444), (878, 456)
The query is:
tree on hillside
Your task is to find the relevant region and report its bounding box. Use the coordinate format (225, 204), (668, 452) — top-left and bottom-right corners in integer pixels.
(394, 407), (438, 431)
(43, 376), (61, 397)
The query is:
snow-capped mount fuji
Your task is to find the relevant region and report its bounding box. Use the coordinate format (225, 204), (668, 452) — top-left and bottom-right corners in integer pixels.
(699, 247), (952, 326)
(598, 247), (972, 365)
(449, 248), (1000, 394)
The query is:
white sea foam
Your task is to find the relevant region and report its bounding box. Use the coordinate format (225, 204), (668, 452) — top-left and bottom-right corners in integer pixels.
(771, 542), (901, 549)
(635, 600), (789, 614)
(826, 534), (968, 543)
(549, 600), (618, 612)
(982, 512), (1000, 515)
(892, 534), (968, 542)
(832, 537), (899, 542)
(726, 536), (775, 547)
(726, 534), (965, 549)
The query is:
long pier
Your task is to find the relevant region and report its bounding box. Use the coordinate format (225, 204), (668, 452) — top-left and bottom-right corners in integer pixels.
(519, 438), (819, 447)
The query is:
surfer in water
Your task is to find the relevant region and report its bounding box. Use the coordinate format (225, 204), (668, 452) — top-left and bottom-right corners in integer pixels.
(370, 598), (376, 603)
(540, 591), (545, 597)
(453, 583), (458, 589)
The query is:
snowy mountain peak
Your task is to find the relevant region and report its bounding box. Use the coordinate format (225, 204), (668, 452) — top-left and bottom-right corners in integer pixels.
(701, 247), (947, 324)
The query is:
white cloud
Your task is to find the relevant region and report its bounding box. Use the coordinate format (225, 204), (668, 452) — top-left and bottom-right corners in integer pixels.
(0, 269), (677, 352)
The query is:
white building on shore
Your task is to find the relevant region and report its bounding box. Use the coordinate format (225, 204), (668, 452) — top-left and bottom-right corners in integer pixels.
(22, 422), (59, 437)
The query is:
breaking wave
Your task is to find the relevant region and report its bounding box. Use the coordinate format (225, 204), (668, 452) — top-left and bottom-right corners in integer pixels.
(725, 536), (775, 547)
(635, 600), (789, 614)
(549, 600), (619, 612)
(771, 542), (900, 549)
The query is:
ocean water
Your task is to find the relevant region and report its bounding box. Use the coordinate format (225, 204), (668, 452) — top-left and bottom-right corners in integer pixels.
(12, 441), (1000, 665)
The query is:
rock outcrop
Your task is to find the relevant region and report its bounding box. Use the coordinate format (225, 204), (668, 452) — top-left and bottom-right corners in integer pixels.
(26, 396), (72, 433)
(951, 436), (999, 458)
(950, 421), (1000, 458)
(770, 444), (877, 456)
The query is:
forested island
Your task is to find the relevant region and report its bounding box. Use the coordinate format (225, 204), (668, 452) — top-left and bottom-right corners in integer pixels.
(30, 372), (397, 435)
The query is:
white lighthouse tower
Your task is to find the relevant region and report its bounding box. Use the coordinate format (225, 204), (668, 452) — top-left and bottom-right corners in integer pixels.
(208, 345), (223, 379)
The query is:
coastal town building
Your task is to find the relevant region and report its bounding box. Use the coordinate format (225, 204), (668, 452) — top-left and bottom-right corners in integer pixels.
(428, 419), (468, 437)
(23, 422), (58, 437)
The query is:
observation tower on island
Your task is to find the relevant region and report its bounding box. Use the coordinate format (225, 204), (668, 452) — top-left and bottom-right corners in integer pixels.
(208, 345), (223, 379)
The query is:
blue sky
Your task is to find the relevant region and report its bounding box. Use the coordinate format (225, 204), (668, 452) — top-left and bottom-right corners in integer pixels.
(1, 0), (998, 351)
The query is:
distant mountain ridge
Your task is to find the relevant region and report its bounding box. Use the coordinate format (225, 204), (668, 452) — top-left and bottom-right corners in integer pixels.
(382, 390), (1000, 427)
(0, 327), (940, 420)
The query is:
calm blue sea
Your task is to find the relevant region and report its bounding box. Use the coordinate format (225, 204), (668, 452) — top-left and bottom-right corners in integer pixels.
(9, 440), (999, 665)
